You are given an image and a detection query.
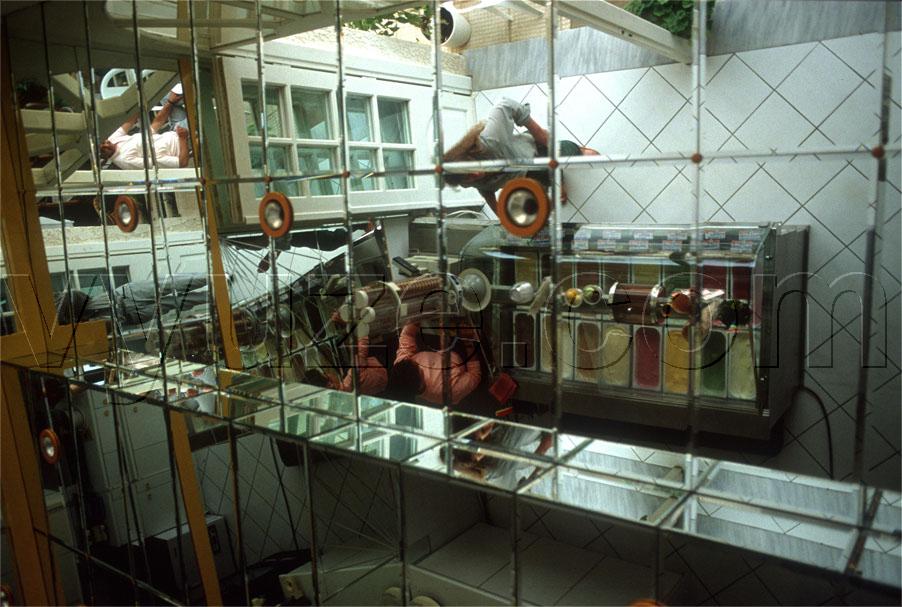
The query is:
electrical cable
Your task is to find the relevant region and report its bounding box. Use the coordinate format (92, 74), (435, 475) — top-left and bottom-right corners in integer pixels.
(795, 385), (834, 480)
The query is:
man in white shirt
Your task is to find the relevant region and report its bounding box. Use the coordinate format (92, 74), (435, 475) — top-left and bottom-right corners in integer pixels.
(99, 90), (189, 169)
(442, 98), (598, 212)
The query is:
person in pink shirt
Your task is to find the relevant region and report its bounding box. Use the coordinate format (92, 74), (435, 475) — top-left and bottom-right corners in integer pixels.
(389, 322), (482, 406)
(333, 335), (388, 396)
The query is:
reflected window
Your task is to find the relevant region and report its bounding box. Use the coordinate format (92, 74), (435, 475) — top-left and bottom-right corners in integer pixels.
(112, 265), (130, 290)
(297, 147), (339, 196)
(292, 89), (331, 139)
(346, 96), (414, 191)
(77, 268), (111, 298)
(45, 266), (131, 308)
(349, 148), (377, 191)
(242, 83), (283, 137)
(347, 94), (376, 191)
(346, 95), (372, 142)
(378, 98), (409, 144)
(245, 85), (335, 197)
(241, 81), (414, 196)
(383, 149), (412, 190)
(378, 99), (413, 190)
(50, 271), (71, 293)
(250, 143), (299, 197)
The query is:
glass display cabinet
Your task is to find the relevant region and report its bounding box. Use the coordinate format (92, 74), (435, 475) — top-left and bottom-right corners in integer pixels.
(458, 223), (809, 438)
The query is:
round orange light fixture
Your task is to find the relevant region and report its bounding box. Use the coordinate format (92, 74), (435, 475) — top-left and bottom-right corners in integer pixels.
(113, 195), (140, 233)
(497, 177), (549, 238)
(39, 428), (61, 465)
(258, 191), (293, 238)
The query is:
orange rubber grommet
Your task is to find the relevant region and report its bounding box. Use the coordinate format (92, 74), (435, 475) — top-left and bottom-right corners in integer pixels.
(497, 177), (549, 239)
(258, 191), (293, 238)
(112, 195), (140, 233)
(39, 428), (61, 465)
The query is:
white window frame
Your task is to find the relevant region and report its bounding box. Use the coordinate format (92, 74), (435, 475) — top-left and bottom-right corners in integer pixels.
(221, 50), (480, 224)
(372, 96), (417, 192)
(343, 94), (418, 193)
(243, 80), (341, 198)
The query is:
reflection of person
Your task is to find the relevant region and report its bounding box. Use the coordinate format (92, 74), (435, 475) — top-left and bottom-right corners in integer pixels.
(334, 336), (388, 396)
(157, 83), (188, 132)
(442, 98), (599, 212)
(390, 322), (481, 406)
(99, 91), (189, 169)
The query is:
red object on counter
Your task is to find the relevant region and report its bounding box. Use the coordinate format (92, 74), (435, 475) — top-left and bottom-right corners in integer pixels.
(489, 372), (518, 405)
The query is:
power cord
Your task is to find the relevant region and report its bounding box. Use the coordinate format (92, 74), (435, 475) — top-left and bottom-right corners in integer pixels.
(795, 385), (834, 479)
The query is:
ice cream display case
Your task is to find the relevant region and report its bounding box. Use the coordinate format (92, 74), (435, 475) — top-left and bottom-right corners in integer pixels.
(457, 223), (809, 439)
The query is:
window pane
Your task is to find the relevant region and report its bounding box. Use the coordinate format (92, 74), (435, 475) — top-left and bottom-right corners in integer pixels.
(349, 148), (376, 191)
(250, 143), (298, 197)
(383, 149), (413, 190)
(346, 95), (372, 142)
(378, 99), (409, 144)
(112, 265), (131, 289)
(297, 147), (339, 196)
(49, 271), (69, 293)
(242, 83), (283, 137)
(242, 84), (256, 135)
(293, 89), (331, 140)
(76, 268), (111, 298)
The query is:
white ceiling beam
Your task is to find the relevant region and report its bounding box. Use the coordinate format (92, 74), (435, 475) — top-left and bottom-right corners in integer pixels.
(557, 0), (692, 63)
